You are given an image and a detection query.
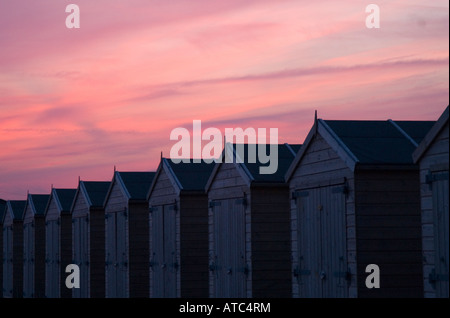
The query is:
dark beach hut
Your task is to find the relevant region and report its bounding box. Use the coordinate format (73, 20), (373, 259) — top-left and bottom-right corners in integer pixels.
(413, 106), (449, 298)
(285, 115), (435, 298)
(0, 199), (5, 298)
(205, 143), (300, 298)
(2, 200), (26, 298)
(147, 158), (214, 298)
(45, 188), (77, 298)
(104, 171), (155, 298)
(71, 180), (110, 298)
(23, 194), (50, 298)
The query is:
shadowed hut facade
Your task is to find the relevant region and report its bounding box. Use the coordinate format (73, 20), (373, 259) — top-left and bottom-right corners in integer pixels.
(413, 106), (449, 298)
(2, 200), (26, 298)
(206, 143), (300, 298)
(286, 117), (435, 298)
(147, 158), (214, 298)
(104, 171), (155, 298)
(23, 194), (50, 298)
(71, 181), (110, 298)
(45, 188), (76, 298)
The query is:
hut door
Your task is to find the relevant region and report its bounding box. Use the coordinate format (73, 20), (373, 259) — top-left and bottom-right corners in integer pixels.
(106, 210), (128, 298)
(23, 222), (34, 297)
(117, 209), (128, 298)
(73, 217), (81, 298)
(429, 170), (449, 297)
(45, 220), (60, 298)
(3, 225), (13, 297)
(150, 205), (177, 297)
(105, 212), (116, 297)
(80, 217), (89, 298)
(296, 185), (348, 298)
(212, 198), (246, 298)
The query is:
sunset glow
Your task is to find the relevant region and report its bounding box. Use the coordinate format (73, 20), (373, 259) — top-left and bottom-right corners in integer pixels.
(1, 0), (448, 199)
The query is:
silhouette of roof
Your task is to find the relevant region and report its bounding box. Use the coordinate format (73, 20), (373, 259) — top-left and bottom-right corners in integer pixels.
(52, 189), (77, 212)
(5, 200), (27, 221)
(81, 181), (111, 207)
(323, 120), (435, 164)
(413, 106), (449, 163)
(117, 172), (156, 200)
(27, 194), (50, 216)
(232, 143), (300, 183)
(164, 159), (215, 191)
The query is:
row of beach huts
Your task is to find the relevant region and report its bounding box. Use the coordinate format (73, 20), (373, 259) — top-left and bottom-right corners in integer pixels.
(1, 107), (448, 298)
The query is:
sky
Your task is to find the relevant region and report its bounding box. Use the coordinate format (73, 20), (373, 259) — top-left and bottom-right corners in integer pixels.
(0, 0), (448, 200)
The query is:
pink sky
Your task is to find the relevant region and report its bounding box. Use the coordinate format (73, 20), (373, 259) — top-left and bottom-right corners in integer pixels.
(0, 0), (448, 200)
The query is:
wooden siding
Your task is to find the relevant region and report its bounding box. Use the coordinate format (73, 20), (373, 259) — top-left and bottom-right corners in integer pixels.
(289, 133), (356, 297)
(89, 209), (106, 298)
(105, 180), (129, 298)
(355, 170), (423, 297)
(418, 123), (449, 298)
(179, 195), (209, 298)
(128, 202), (150, 298)
(3, 212), (14, 298)
(250, 186), (291, 298)
(0, 219), (2, 298)
(208, 163), (250, 297)
(105, 180), (149, 298)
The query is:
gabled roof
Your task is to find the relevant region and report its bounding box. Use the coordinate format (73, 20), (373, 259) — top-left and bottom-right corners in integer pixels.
(3, 200), (27, 222)
(46, 188), (77, 215)
(206, 143), (300, 191)
(26, 194), (50, 216)
(148, 158), (215, 198)
(80, 181), (111, 207)
(0, 199), (7, 224)
(413, 106), (449, 163)
(105, 171), (155, 204)
(286, 117), (436, 181)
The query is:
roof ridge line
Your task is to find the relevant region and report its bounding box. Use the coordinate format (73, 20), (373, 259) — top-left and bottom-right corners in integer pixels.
(388, 119), (418, 147)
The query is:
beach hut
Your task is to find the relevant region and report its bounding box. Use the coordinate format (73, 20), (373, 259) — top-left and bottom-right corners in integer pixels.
(2, 200), (26, 298)
(147, 158), (214, 298)
(285, 116), (435, 298)
(71, 180), (110, 298)
(45, 188), (77, 298)
(104, 171), (155, 298)
(413, 106), (449, 298)
(205, 143), (300, 298)
(23, 194), (50, 298)
(0, 199), (6, 298)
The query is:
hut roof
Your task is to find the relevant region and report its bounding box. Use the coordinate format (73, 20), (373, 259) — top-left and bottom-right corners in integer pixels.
(47, 189), (77, 214)
(206, 143), (300, 191)
(27, 194), (50, 216)
(165, 159), (215, 191)
(4, 200), (27, 222)
(413, 106), (449, 163)
(80, 181), (111, 207)
(107, 171), (155, 202)
(286, 117), (436, 181)
(323, 120), (435, 165)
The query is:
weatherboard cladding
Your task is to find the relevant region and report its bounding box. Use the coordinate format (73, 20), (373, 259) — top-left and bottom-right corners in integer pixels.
(72, 181), (110, 298)
(413, 106), (449, 298)
(44, 189), (76, 298)
(23, 194), (50, 298)
(148, 159), (213, 298)
(207, 144), (297, 298)
(105, 171), (154, 298)
(288, 118), (433, 298)
(2, 200), (26, 298)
